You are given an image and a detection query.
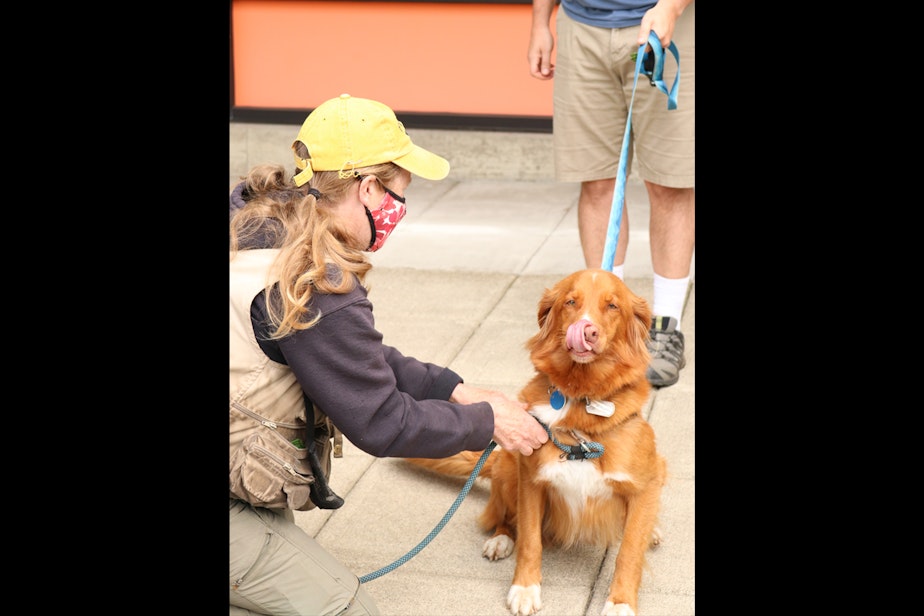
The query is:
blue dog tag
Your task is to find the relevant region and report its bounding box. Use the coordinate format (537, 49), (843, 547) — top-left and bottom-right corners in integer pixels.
(550, 390), (565, 410)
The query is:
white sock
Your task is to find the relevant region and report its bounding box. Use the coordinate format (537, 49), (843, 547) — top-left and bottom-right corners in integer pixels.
(611, 264), (625, 280)
(652, 273), (690, 330)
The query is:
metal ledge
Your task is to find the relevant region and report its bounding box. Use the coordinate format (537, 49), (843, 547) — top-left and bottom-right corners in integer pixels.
(230, 107), (552, 134)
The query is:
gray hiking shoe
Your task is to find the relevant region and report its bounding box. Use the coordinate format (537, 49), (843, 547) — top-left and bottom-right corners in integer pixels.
(646, 316), (686, 388)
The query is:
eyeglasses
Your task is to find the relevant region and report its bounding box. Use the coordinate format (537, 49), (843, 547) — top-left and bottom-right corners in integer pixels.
(356, 175), (406, 203)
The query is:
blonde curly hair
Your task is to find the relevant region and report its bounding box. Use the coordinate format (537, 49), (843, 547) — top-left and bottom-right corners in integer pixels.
(230, 160), (403, 339)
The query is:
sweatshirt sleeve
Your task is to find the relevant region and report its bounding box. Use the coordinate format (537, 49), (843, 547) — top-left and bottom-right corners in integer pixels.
(382, 344), (463, 401)
(265, 287), (494, 458)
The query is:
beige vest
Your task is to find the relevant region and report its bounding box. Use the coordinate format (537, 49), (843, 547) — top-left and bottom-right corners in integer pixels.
(229, 249), (309, 458)
(229, 249), (341, 511)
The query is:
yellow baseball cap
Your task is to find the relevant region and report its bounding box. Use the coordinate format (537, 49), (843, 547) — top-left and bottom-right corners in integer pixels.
(292, 94), (450, 186)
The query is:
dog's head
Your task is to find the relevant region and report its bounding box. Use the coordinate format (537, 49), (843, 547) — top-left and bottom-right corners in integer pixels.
(528, 269), (651, 396)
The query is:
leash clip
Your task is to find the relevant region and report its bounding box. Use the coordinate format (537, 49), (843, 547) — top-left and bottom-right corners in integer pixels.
(642, 49), (656, 86)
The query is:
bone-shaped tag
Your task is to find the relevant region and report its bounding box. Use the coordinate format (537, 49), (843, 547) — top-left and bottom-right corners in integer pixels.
(586, 400), (615, 417)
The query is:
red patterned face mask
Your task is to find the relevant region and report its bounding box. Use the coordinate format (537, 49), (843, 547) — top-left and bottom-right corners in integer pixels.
(364, 187), (407, 252)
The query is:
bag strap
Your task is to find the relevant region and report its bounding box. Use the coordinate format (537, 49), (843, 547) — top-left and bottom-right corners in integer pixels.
(302, 393), (344, 509)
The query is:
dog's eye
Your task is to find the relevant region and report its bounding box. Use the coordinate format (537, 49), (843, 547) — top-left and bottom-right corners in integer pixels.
(565, 299), (576, 306)
(608, 302), (619, 311)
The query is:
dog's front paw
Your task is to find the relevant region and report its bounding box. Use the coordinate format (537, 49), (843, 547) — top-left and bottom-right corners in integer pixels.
(601, 601), (635, 616)
(507, 583), (541, 615)
(483, 534), (515, 560)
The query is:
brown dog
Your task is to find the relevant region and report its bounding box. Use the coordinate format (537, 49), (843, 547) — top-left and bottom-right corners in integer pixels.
(408, 269), (667, 616)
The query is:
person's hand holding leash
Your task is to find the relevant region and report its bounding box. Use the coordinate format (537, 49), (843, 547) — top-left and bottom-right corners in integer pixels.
(637, 0), (691, 47)
(452, 384), (548, 455)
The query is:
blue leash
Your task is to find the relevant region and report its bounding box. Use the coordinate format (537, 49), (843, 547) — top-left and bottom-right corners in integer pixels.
(358, 441), (497, 583)
(600, 31), (681, 270)
(538, 420), (604, 460)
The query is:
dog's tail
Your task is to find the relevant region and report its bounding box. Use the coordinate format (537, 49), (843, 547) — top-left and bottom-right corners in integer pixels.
(405, 449), (495, 479)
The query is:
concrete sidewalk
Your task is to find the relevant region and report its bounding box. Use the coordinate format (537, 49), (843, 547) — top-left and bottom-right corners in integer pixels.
(230, 124), (694, 616)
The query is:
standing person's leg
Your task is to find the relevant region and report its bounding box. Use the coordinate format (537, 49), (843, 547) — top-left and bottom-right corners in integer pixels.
(230, 499), (380, 616)
(578, 178), (628, 273)
(647, 182), (695, 307)
(632, 2), (695, 387)
(646, 183), (694, 386)
(553, 10), (636, 277)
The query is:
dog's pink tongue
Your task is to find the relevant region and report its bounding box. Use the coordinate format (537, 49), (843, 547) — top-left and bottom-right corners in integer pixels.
(567, 319), (593, 351)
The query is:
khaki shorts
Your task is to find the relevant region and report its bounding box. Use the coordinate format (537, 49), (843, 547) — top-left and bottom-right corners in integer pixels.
(552, 3), (694, 187)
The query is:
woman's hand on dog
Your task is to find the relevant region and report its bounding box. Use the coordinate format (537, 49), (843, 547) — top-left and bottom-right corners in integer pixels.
(451, 384), (548, 456)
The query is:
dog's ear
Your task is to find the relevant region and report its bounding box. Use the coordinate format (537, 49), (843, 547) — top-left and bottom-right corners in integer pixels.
(628, 293), (653, 357)
(536, 285), (557, 329)
(529, 281), (569, 353)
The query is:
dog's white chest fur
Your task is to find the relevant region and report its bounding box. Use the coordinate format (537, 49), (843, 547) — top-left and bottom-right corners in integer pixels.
(538, 455), (612, 508)
(530, 402), (634, 515)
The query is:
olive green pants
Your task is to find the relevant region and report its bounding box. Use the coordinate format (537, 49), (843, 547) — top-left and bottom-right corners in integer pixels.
(230, 499), (380, 615)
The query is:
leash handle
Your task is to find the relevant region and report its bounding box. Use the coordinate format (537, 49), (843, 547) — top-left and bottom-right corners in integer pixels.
(644, 34), (680, 109)
(600, 31), (680, 270)
(358, 441), (497, 584)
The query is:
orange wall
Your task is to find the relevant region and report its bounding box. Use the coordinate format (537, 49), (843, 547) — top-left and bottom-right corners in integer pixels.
(231, 1), (556, 117)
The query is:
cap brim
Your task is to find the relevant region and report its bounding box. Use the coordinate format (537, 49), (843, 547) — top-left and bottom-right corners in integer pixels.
(392, 144), (450, 181)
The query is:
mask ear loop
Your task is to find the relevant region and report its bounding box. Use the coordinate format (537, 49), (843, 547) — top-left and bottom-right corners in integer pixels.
(383, 186), (406, 204)
(354, 175), (377, 250)
(364, 206), (377, 251)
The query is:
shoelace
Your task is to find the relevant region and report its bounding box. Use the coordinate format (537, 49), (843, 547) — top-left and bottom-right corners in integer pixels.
(649, 330), (683, 359)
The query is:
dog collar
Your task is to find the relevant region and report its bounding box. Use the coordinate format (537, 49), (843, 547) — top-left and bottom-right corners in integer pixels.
(534, 416), (605, 461)
(534, 409), (641, 462)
